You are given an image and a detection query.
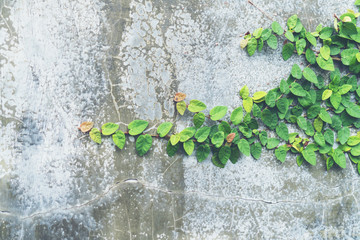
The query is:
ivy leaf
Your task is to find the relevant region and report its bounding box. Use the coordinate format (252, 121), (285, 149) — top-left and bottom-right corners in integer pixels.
(240, 85), (249, 98)
(319, 108), (332, 124)
(253, 91), (267, 102)
(176, 101), (187, 115)
(188, 100), (207, 112)
(314, 132), (325, 147)
(280, 79), (290, 94)
(210, 106), (228, 121)
(211, 131), (224, 148)
(90, 128), (102, 144)
(166, 141), (179, 157)
(247, 38), (257, 56)
(195, 126), (211, 143)
(196, 144), (210, 162)
(347, 136), (360, 146)
(276, 123), (289, 141)
(157, 122), (173, 137)
(305, 32), (317, 46)
(290, 82), (306, 96)
(219, 145), (231, 164)
(322, 89), (332, 100)
(276, 98), (289, 113)
(282, 43), (295, 61)
(218, 121), (231, 135)
(101, 122), (119, 135)
(338, 127), (350, 145)
(275, 145), (288, 163)
(305, 120), (315, 136)
(296, 38), (306, 55)
(351, 144), (360, 156)
(307, 105), (321, 119)
(253, 28), (263, 39)
(180, 127), (196, 142)
(267, 138), (280, 149)
(261, 109), (278, 130)
(267, 34), (278, 49)
(333, 148), (346, 168)
(170, 134), (180, 145)
(243, 97), (253, 113)
(314, 117), (323, 132)
(316, 55), (335, 71)
(128, 120), (149, 136)
(265, 90), (276, 107)
(320, 45), (330, 60)
(229, 146), (240, 164)
(324, 129), (334, 145)
(297, 116), (308, 130)
(338, 84), (353, 95)
(183, 140), (195, 156)
(238, 139), (250, 156)
(272, 21), (284, 35)
(287, 15), (298, 29)
(285, 31), (295, 42)
(341, 49), (359, 66)
(261, 28), (272, 40)
(291, 64), (302, 79)
(302, 148), (317, 166)
(330, 92), (341, 109)
(346, 102), (360, 118)
(136, 134), (152, 156)
(326, 156), (334, 170)
(79, 121), (94, 133)
(251, 142), (262, 160)
(113, 130), (126, 149)
(230, 107), (243, 125)
(259, 131), (268, 146)
(174, 92), (186, 102)
(319, 27), (333, 39)
(303, 67), (318, 84)
(305, 48), (316, 64)
(297, 155), (304, 166)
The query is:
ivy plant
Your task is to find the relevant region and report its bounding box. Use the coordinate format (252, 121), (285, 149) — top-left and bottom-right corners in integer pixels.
(80, 1), (360, 174)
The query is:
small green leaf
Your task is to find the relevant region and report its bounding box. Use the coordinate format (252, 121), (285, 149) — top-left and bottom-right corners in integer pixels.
(218, 121), (231, 135)
(314, 132), (326, 147)
(272, 21), (284, 35)
(188, 100), (207, 112)
(267, 34), (278, 49)
(324, 129), (334, 145)
(341, 49), (359, 66)
(285, 31), (295, 42)
(297, 116), (308, 130)
(176, 101), (187, 115)
(307, 105), (321, 119)
(302, 148), (317, 166)
(180, 127), (196, 142)
(211, 153), (225, 168)
(253, 91), (267, 102)
(303, 67), (318, 84)
(196, 144), (210, 162)
(290, 82), (306, 97)
(211, 131), (224, 148)
(193, 113), (205, 129)
(267, 138), (280, 149)
(314, 117), (323, 132)
(276, 122), (289, 141)
(251, 142), (262, 160)
(261, 28), (272, 40)
(316, 55), (335, 71)
(280, 79), (289, 94)
(305, 120), (315, 137)
(297, 155), (304, 166)
(101, 122), (119, 135)
(338, 127), (350, 145)
(305, 48), (316, 64)
(351, 144), (360, 156)
(275, 145), (288, 163)
(253, 28), (263, 39)
(346, 102), (360, 118)
(282, 43), (295, 60)
(166, 141), (179, 157)
(170, 134), (180, 145)
(238, 139), (250, 156)
(348, 136), (360, 146)
(157, 122), (173, 137)
(333, 148), (346, 168)
(265, 91), (276, 107)
(296, 38), (306, 55)
(291, 64), (302, 79)
(128, 120), (149, 136)
(136, 134), (152, 156)
(90, 128), (102, 144)
(219, 145), (231, 164)
(247, 38), (257, 56)
(240, 85), (249, 98)
(183, 140), (195, 156)
(319, 108), (332, 124)
(326, 156), (334, 170)
(287, 15), (298, 29)
(195, 126), (211, 143)
(113, 130), (126, 149)
(320, 45), (330, 60)
(231, 107), (243, 125)
(338, 84), (353, 95)
(243, 97), (253, 113)
(322, 89), (332, 100)
(330, 92), (341, 109)
(210, 106), (228, 121)
(305, 32), (317, 46)
(261, 109), (278, 130)
(230, 146), (240, 164)
(276, 98), (289, 113)
(319, 27), (333, 39)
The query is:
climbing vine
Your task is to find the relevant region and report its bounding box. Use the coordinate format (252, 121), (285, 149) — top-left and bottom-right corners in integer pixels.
(80, 1), (360, 173)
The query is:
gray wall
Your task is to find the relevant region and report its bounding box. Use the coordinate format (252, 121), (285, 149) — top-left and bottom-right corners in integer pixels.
(0, 0), (359, 239)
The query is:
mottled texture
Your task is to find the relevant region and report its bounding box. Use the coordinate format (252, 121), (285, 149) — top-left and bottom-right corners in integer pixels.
(1, 0), (359, 239)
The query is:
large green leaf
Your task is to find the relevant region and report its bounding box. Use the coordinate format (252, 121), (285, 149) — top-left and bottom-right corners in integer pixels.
(128, 120), (149, 136)
(276, 98), (289, 113)
(316, 55), (335, 71)
(136, 134), (152, 156)
(333, 148), (346, 168)
(176, 101), (187, 115)
(338, 127), (350, 145)
(243, 97), (253, 113)
(188, 100), (207, 112)
(341, 49), (359, 66)
(275, 145), (288, 163)
(251, 142), (262, 160)
(210, 106), (228, 121)
(272, 21), (284, 35)
(302, 148), (317, 166)
(291, 64), (302, 79)
(183, 140), (195, 156)
(267, 34), (278, 49)
(193, 113), (205, 128)
(330, 92), (341, 109)
(314, 132), (325, 147)
(170, 134), (180, 145)
(230, 107), (243, 125)
(290, 82), (306, 96)
(261, 109), (278, 130)
(238, 139), (250, 156)
(157, 122), (173, 137)
(276, 122), (289, 141)
(297, 116), (308, 130)
(219, 145), (231, 164)
(211, 131), (224, 148)
(90, 128), (101, 144)
(113, 130), (126, 149)
(166, 141), (179, 157)
(267, 138), (280, 149)
(180, 127), (196, 142)
(305, 48), (316, 64)
(305, 32), (317, 46)
(303, 67), (318, 84)
(296, 38), (306, 55)
(319, 108), (332, 124)
(346, 102), (360, 118)
(196, 144), (210, 162)
(282, 43), (295, 60)
(324, 129), (334, 145)
(195, 126), (211, 143)
(101, 122), (119, 135)
(247, 38), (257, 56)
(320, 45), (330, 60)
(240, 85), (249, 98)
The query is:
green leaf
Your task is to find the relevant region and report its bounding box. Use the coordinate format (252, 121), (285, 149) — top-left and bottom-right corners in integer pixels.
(192, 113), (205, 129)
(351, 144), (360, 156)
(302, 148), (317, 166)
(259, 131), (268, 146)
(247, 38), (257, 56)
(218, 121), (231, 135)
(320, 45), (330, 60)
(346, 102), (360, 118)
(322, 89), (332, 100)
(128, 120), (149, 136)
(314, 117), (323, 132)
(348, 136), (360, 146)
(210, 106), (228, 121)
(330, 92), (341, 109)
(280, 79), (290, 94)
(282, 43), (295, 61)
(314, 132), (325, 147)
(113, 130), (126, 149)
(195, 126), (211, 143)
(305, 48), (316, 64)
(166, 141), (179, 157)
(219, 145), (231, 164)
(101, 122), (119, 135)
(341, 22), (357, 35)
(338, 127), (350, 145)
(290, 82), (306, 97)
(261, 28), (272, 40)
(275, 145), (288, 163)
(267, 138), (280, 149)
(265, 90), (276, 107)
(176, 101), (187, 115)
(307, 105), (321, 119)
(272, 21), (284, 35)
(231, 107), (243, 125)
(338, 84), (353, 95)
(90, 128), (102, 144)
(324, 129), (334, 145)
(253, 91), (267, 101)
(297, 155), (304, 166)
(250, 142), (262, 160)
(291, 64), (302, 79)
(267, 34), (278, 49)
(303, 67), (318, 84)
(230, 146), (240, 164)
(238, 139), (250, 156)
(319, 108), (332, 124)
(305, 32), (317, 46)
(180, 127), (196, 142)
(319, 27), (333, 39)
(305, 120), (315, 137)
(170, 134), (180, 145)
(333, 148), (346, 168)
(211, 131), (224, 148)
(276, 122), (289, 141)
(297, 116), (308, 130)
(285, 31), (295, 42)
(188, 100), (207, 112)
(287, 15), (298, 29)
(326, 156), (334, 170)
(261, 109), (278, 130)
(276, 98), (289, 113)
(243, 97), (253, 113)
(253, 28), (263, 39)
(136, 134), (152, 156)
(296, 38), (306, 55)
(157, 122), (173, 137)
(341, 49), (359, 66)
(316, 55), (335, 71)
(211, 153), (225, 168)
(183, 140), (195, 156)
(240, 85), (249, 98)
(253, 104), (261, 118)
(196, 144), (210, 162)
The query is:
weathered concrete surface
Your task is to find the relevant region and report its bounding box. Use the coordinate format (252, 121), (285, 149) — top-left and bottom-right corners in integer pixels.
(1, 0), (359, 239)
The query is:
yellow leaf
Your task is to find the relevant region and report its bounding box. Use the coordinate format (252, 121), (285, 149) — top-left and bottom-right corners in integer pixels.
(252, 91), (267, 101)
(322, 89), (332, 100)
(240, 39), (248, 49)
(243, 97), (253, 113)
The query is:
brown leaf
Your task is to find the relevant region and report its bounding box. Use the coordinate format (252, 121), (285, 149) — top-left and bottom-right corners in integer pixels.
(174, 92), (186, 102)
(226, 133), (236, 143)
(79, 121), (94, 133)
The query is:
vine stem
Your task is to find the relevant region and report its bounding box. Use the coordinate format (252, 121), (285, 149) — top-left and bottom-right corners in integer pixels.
(247, 0), (274, 22)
